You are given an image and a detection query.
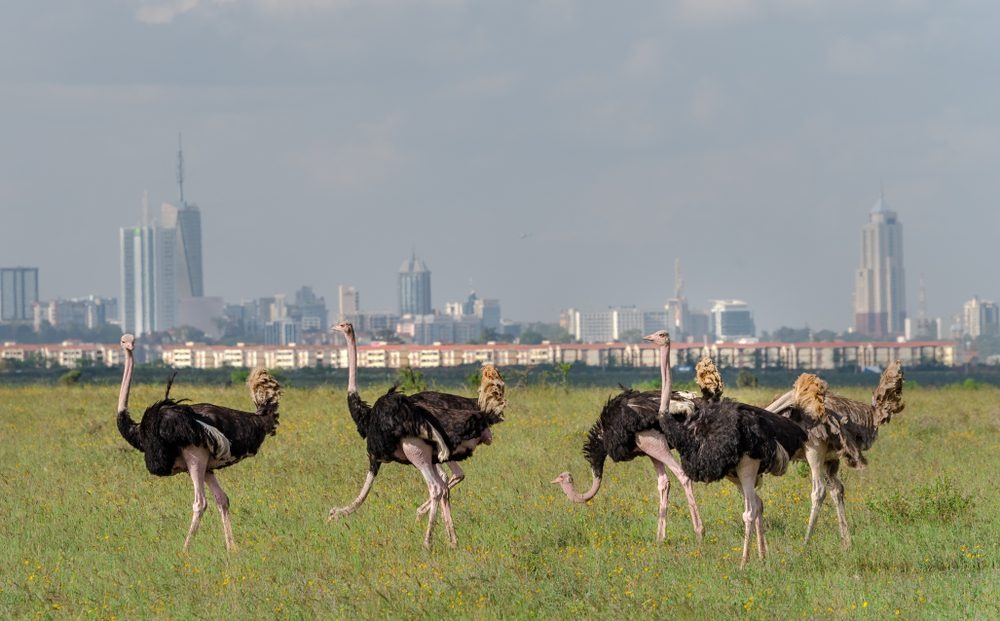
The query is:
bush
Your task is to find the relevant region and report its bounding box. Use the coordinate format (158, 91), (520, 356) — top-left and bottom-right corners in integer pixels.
(864, 478), (973, 523)
(58, 369), (82, 386)
(230, 369), (250, 386)
(736, 369), (759, 388)
(395, 365), (426, 393)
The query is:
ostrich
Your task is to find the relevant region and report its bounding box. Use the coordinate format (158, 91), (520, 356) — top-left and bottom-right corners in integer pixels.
(643, 330), (813, 568)
(550, 359), (707, 543)
(116, 334), (282, 551)
(764, 362), (904, 546)
(327, 321), (506, 548)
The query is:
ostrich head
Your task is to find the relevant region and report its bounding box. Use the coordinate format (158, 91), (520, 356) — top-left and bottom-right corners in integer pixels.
(120, 334), (135, 352)
(550, 472), (573, 487)
(642, 330), (671, 346)
(331, 321), (354, 336)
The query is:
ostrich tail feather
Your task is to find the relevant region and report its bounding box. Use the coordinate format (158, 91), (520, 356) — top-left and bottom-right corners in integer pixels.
(248, 367), (282, 419)
(478, 363), (507, 419)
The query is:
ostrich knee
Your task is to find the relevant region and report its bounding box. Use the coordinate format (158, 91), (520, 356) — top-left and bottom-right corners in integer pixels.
(192, 496), (208, 516)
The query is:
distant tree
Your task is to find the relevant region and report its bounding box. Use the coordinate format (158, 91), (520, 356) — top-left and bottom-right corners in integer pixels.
(814, 329), (838, 342)
(519, 329), (544, 345)
(522, 322), (574, 344)
(772, 326), (811, 342)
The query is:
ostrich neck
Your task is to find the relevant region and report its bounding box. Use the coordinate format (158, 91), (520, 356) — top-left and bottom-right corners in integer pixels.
(117, 348), (134, 414)
(657, 343), (672, 415)
(564, 474), (602, 503)
(345, 331), (358, 395)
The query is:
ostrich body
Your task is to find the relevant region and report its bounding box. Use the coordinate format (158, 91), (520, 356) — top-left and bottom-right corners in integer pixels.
(551, 365), (706, 543)
(644, 331), (811, 568)
(764, 362), (904, 546)
(116, 334), (282, 551)
(328, 321), (506, 548)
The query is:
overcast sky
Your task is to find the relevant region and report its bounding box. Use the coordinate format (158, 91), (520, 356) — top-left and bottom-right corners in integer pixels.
(2, 0), (998, 332)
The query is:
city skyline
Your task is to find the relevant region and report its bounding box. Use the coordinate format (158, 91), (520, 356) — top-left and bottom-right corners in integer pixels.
(3, 3), (999, 332)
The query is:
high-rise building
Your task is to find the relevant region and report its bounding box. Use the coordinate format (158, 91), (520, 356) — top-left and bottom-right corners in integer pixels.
(119, 226), (157, 335)
(338, 285), (360, 320)
(118, 141), (209, 335)
(1, 267), (39, 323)
(161, 202), (204, 298)
(710, 300), (756, 341)
(399, 252), (432, 316)
(963, 296), (999, 339)
(854, 191), (906, 338)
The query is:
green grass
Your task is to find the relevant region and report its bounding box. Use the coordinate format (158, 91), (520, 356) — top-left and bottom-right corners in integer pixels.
(1, 382), (998, 619)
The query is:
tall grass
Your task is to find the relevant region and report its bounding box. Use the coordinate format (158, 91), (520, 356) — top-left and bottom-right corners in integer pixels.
(1, 382), (997, 619)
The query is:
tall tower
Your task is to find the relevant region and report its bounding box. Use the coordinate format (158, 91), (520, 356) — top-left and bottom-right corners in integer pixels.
(853, 190), (906, 338)
(119, 225), (157, 336)
(399, 252), (432, 316)
(0, 267), (39, 323)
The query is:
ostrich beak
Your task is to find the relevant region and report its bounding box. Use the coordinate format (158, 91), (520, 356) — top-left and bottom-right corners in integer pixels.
(642, 334), (655, 342)
(549, 476), (562, 484)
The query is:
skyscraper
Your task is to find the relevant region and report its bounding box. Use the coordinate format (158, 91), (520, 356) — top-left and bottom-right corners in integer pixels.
(338, 285), (360, 320)
(119, 226), (157, 335)
(0, 267), (39, 323)
(161, 202), (203, 298)
(853, 191), (906, 338)
(399, 252), (432, 316)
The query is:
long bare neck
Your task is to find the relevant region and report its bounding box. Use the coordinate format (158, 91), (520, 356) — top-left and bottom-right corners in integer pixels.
(345, 330), (358, 395)
(117, 349), (134, 414)
(562, 474), (602, 503)
(657, 343), (672, 415)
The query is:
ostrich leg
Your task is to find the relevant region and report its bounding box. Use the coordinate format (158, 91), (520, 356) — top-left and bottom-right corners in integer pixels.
(401, 439), (456, 549)
(650, 457), (670, 543)
(181, 447), (210, 551)
(825, 460), (851, 547)
(416, 462), (465, 517)
(205, 472), (234, 552)
(803, 445), (828, 545)
(329, 457), (381, 521)
(753, 493), (768, 559)
(736, 456), (763, 569)
(635, 430), (704, 541)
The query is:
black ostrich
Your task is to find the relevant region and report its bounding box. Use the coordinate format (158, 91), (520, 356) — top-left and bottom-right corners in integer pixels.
(643, 330), (811, 568)
(327, 321), (506, 548)
(551, 365), (706, 543)
(116, 334), (282, 551)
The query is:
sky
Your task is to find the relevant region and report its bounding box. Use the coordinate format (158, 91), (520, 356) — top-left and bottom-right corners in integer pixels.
(2, 0), (998, 332)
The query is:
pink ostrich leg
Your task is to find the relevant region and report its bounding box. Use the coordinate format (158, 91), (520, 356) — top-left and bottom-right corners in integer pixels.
(635, 430), (704, 542)
(181, 447), (211, 552)
(205, 472), (234, 551)
(401, 439), (457, 549)
(735, 456), (765, 570)
(416, 462), (465, 517)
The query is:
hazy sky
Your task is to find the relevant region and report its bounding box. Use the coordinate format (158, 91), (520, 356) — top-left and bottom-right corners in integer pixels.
(2, 0), (998, 332)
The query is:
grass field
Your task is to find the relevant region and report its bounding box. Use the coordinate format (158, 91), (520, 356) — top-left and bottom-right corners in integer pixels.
(1, 380), (997, 619)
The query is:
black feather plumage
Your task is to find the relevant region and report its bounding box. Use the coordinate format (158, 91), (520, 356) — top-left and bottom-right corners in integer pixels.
(658, 399), (806, 483)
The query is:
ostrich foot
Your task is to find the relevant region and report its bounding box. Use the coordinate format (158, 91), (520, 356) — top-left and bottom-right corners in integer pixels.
(327, 507), (355, 522)
(416, 475), (464, 518)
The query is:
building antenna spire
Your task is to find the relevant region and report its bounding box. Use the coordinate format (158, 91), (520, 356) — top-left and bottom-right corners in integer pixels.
(674, 258), (684, 300)
(177, 132), (185, 207)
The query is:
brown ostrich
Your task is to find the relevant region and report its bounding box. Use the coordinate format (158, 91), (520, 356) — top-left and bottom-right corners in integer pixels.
(764, 362), (904, 546)
(116, 334), (282, 551)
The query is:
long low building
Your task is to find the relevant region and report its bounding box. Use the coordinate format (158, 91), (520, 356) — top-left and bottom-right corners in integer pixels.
(1, 339), (958, 371)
